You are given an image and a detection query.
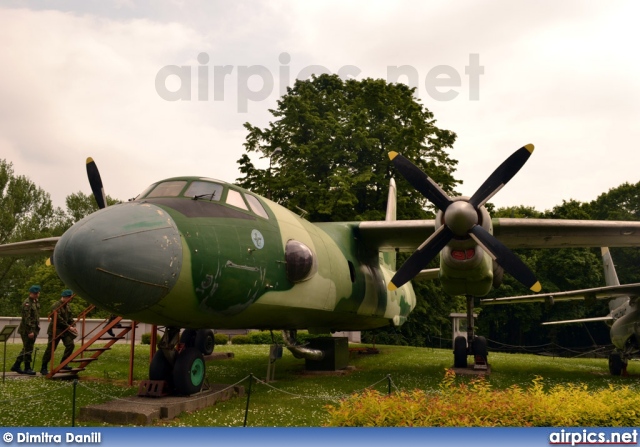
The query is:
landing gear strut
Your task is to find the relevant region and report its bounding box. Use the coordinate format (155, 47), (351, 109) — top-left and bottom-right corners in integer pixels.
(452, 296), (488, 370)
(608, 351), (628, 376)
(149, 327), (210, 395)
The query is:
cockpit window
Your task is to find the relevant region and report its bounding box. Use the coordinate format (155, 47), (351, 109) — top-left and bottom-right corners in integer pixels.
(245, 194), (269, 219)
(226, 189), (248, 210)
(184, 181), (223, 201)
(145, 181), (187, 198)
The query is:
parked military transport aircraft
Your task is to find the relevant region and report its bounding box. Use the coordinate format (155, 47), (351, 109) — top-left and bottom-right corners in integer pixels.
(2, 146), (640, 394)
(481, 248), (640, 376)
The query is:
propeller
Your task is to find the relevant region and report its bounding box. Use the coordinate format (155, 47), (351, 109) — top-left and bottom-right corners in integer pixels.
(86, 157), (107, 209)
(388, 144), (542, 293)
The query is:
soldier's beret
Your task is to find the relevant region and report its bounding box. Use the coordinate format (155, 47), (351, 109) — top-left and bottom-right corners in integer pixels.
(29, 285), (41, 293)
(61, 289), (73, 297)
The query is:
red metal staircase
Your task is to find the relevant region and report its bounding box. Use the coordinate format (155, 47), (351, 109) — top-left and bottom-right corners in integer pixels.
(44, 310), (135, 379)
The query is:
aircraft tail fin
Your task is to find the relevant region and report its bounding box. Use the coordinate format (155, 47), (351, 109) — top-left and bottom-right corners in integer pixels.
(380, 179), (397, 271)
(385, 178), (397, 222)
(602, 247), (629, 312)
(602, 247), (620, 286)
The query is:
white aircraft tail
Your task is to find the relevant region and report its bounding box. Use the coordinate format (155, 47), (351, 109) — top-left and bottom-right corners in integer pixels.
(602, 247), (620, 286)
(385, 178), (397, 222)
(381, 178), (397, 270)
(602, 247), (629, 312)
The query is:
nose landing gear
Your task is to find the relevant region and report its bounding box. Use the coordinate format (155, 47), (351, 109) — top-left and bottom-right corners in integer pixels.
(451, 296), (489, 372)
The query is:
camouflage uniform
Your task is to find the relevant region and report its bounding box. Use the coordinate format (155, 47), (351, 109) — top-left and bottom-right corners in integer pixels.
(12, 293), (41, 374)
(41, 295), (76, 375)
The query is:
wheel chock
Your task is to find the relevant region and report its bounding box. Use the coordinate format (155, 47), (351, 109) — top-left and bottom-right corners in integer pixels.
(138, 380), (170, 397)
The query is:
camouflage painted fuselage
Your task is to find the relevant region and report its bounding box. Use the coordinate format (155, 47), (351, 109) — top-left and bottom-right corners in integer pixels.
(53, 177), (416, 332)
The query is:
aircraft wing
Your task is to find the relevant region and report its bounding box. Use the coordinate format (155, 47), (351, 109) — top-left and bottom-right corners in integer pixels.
(357, 218), (640, 251)
(0, 237), (59, 256)
(480, 283), (640, 305)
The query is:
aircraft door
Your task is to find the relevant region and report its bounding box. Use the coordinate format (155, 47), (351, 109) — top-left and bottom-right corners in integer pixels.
(190, 221), (255, 315)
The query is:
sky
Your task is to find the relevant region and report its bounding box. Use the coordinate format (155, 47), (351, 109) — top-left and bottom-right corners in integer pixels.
(1, 0), (639, 213)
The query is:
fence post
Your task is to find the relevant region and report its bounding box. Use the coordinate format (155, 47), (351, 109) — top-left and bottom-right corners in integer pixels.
(72, 379), (78, 427)
(243, 373), (254, 427)
(387, 374), (391, 395)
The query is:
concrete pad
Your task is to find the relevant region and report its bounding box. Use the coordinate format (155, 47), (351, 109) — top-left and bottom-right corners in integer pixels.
(78, 383), (245, 426)
(451, 365), (491, 376)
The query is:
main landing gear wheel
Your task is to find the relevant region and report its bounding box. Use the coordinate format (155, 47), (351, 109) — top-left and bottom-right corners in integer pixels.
(472, 336), (488, 369)
(180, 329), (215, 355)
(454, 336), (468, 368)
(180, 329), (197, 347)
(149, 351), (174, 389)
(195, 329), (215, 355)
(609, 351), (627, 376)
(473, 336), (488, 357)
(173, 347), (206, 395)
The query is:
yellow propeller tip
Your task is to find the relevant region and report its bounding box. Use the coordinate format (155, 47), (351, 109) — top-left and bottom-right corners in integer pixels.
(530, 281), (542, 293)
(387, 282), (398, 292)
(45, 258), (52, 267)
(388, 151), (398, 161)
(86, 157), (94, 164)
(524, 144), (534, 154)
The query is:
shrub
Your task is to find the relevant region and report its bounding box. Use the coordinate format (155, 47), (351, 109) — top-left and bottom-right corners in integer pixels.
(247, 331), (283, 344)
(214, 333), (228, 346)
(232, 331), (333, 345)
(230, 335), (251, 345)
(298, 332), (331, 343)
(140, 332), (161, 345)
(325, 370), (640, 427)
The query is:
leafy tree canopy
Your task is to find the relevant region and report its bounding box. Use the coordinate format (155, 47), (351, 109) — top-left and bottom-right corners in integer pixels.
(237, 74), (460, 222)
(0, 159), (67, 315)
(66, 191), (120, 223)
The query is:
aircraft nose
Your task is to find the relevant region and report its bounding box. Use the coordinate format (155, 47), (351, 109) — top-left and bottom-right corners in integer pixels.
(53, 202), (183, 315)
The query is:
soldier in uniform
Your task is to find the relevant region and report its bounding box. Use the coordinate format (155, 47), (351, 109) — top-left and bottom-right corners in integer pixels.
(11, 285), (41, 375)
(41, 289), (77, 375)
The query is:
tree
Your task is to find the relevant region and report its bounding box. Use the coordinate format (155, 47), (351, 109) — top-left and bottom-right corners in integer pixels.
(0, 159), (67, 315)
(237, 74), (460, 222)
(479, 187), (640, 349)
(587, 182), (640, 286)
(65, 191), (119, 223)
(237, 75), (463, 346)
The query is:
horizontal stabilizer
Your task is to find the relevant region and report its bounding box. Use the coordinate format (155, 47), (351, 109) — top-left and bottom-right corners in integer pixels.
(480, 283), (640, 305)
(542, 315), (613, 325)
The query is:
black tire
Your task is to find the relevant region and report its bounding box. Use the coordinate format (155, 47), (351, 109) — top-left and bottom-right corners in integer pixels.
(472, 336), (488, 358)
(180, 329), (197, 347)
(195, 329), (215, 355)
(149, 351), (174, 389)
(173, 347), (206, 395)
(609, 351), (625, 376)
(453, 336), (468, 368)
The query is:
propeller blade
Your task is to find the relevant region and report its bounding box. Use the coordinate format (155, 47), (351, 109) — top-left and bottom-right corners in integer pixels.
(389, 151), (453, 211)
(469, 225), (541, 292)
(388, 225), (454, 291)
(468, 144), (534, 208)
(86, 157), (107, 209)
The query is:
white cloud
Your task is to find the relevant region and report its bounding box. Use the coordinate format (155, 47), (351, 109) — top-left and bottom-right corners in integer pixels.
(0, 1), (638, 213)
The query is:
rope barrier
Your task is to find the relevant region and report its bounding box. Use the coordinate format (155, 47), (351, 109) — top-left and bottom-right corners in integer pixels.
(0, 379), (72, 404)
(75, 375), (252, 407)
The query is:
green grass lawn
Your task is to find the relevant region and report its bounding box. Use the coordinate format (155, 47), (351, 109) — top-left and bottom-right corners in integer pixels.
(0, 342), (638, 426)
